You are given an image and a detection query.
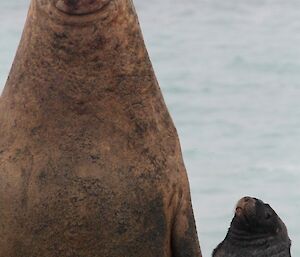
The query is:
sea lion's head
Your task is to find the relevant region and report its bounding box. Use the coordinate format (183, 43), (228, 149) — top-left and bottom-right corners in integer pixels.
(213, 197), (291, 257)
(231, 197), (289, 239)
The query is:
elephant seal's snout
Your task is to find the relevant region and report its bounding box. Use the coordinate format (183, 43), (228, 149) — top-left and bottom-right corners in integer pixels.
(55, 0), (112, 15)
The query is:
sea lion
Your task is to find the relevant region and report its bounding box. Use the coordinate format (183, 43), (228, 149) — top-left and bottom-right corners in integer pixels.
(213, 197), (291, 257)
(0, 0), (202, 256)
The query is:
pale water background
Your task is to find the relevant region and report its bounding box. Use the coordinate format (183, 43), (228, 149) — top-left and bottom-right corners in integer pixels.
(0, 0), (299, 256)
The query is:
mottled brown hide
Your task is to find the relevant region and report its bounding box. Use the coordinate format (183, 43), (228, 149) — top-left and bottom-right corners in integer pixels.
(0, 0), (202, 256)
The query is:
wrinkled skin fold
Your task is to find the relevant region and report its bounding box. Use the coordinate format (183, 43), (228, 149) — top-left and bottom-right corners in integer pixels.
(55, 0), (113, 15)
(0, 0), (202, 256)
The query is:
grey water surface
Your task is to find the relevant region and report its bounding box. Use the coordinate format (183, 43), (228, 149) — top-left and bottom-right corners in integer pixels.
(1, 0), (299, 256)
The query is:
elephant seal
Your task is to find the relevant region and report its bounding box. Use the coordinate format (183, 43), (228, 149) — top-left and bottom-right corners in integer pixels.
(213, 197), (291, 257)
(0, 0), (202, 256)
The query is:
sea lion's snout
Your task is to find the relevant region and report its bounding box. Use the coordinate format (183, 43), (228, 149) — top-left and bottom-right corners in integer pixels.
(55, 0), (112, 15)
(235, 196), (256, 217)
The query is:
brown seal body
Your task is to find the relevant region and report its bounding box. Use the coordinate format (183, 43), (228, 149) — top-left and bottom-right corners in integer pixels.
(213, 197), (291, 257)
(0, 0), (202, 256)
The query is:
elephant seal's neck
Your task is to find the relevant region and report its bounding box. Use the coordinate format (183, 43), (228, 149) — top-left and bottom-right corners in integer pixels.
(1, 0), (156, 115)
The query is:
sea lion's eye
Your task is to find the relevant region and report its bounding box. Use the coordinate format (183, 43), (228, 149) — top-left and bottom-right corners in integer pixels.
(265, 212), (271, 219)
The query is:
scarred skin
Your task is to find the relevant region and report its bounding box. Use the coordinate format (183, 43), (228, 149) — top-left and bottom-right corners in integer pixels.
(213, 197), (291, 257)
(0, 0), (202, 256)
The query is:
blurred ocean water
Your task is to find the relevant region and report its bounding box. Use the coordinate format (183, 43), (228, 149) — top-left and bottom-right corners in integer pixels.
(1, 0), (300, 256)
